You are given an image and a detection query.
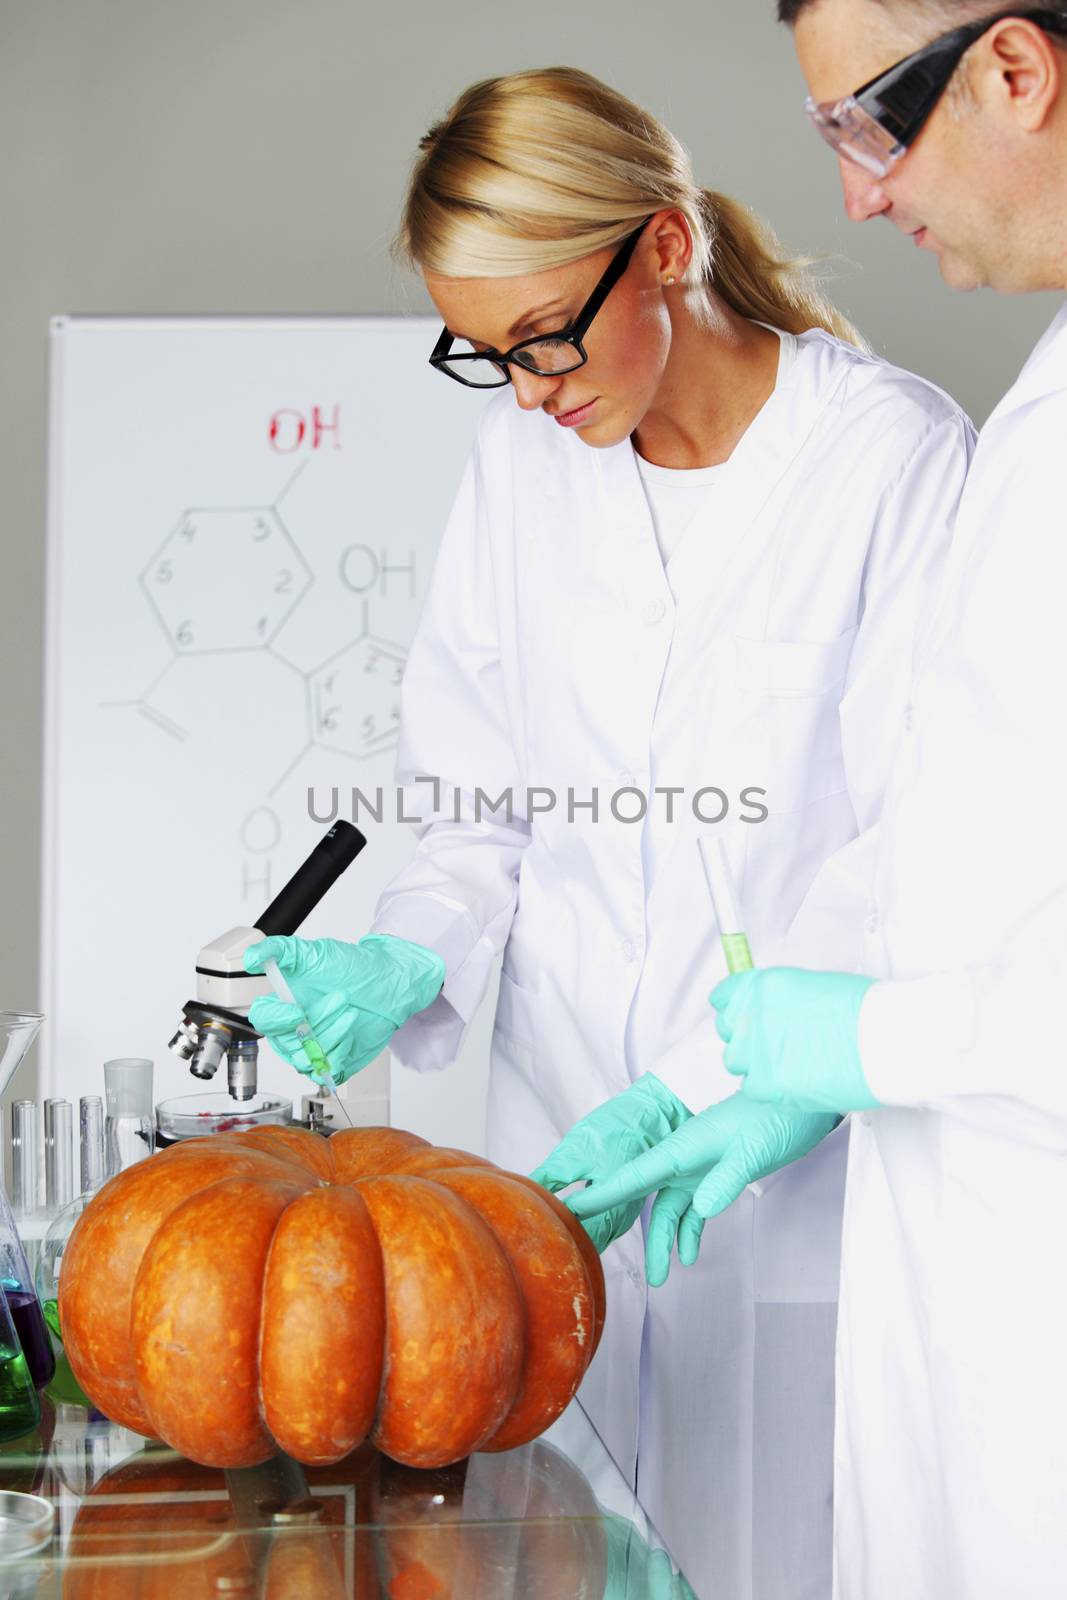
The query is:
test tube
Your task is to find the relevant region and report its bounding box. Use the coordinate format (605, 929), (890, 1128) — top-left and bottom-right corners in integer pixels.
(698, 836), (767, 1199)
(697, 836), (754, 974)
(10, 1102), (37, 1215)
(80, 1096), (104, 1194)
(44, 1100), (73, 1211)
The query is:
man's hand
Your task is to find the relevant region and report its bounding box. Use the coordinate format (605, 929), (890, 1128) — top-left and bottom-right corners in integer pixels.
(712, 967), (880, 1114)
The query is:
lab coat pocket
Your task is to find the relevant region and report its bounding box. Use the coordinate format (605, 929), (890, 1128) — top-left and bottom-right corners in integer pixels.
(752, 1122), (848, 1303)
(494, 967), (539, 1050)
(733, 627), (857, 698)
(489, 970), (550, 1151)
(733, 628), (856, 814)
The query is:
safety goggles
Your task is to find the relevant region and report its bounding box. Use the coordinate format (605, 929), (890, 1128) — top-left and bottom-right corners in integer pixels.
(806, 8), (1067, 177)
(429, 219), (650, 389)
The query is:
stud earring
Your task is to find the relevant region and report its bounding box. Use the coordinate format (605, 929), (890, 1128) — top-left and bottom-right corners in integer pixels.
(664, 275), (676, 286)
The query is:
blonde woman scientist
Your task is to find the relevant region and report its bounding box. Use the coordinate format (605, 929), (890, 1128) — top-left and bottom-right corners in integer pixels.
(245, 69), (973, 1599)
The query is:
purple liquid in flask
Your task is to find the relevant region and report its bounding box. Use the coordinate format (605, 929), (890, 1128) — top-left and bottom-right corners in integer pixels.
(5, 1290), (55, 1390)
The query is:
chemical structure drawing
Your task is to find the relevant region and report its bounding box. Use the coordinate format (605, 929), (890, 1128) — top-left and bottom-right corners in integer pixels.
(101, 458), (415, 800)
(309, 636), (406, 760)
(141, 507), (312, 654)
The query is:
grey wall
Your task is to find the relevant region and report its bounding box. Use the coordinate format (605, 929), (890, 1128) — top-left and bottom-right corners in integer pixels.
(0, 0), (1058, 1097)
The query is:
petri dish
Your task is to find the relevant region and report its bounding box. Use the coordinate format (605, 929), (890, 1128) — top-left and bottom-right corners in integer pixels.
(0, 1490), (54, 1558)
(155, 1093), (293, 1145)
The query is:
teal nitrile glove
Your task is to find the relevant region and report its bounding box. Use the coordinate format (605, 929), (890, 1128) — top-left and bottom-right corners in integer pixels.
(530, 1073), (691, 1254)
(712, 967), (881, 1114)
(568, 1093), (839, 1285)
(244, 933), (445, 1085)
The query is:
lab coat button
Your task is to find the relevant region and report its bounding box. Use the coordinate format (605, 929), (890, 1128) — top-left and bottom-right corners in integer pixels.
(627, 1266), (643, 1287)
(865, 908), (880, 934)
(903, 702), (915, 731)
(620, 937), (637, 962)
(617, 769), (636, 787)
(644, 599), (666, 625)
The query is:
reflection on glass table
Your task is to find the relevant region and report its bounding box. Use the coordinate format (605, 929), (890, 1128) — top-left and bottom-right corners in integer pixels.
(0, 1397), (695, 1598)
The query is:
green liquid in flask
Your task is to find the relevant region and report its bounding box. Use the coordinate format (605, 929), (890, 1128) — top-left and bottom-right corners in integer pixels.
(0, 1334), (40, 1441)
(42, 1300), (60, 1341)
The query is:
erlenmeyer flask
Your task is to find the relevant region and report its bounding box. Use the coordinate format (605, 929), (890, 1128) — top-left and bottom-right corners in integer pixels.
(35, 1191), (96, 1410)
(0, 1013), (43, 1099)
(0, 1186), (54, 1390)
(0, 1014), (54, 1392)
(36, 1191), (92, 1339)
(35, 1095), (110, 1393)
(0, 1288), (40, 1442)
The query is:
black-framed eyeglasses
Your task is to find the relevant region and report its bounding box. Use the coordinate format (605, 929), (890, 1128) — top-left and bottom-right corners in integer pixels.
(806, 8), (1067, 177)
(429, 219), (651, 389)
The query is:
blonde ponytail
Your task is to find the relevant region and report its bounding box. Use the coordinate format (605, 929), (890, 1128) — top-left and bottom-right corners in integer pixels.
(399, 67), (866, 351)
(701, 191), (867, 349)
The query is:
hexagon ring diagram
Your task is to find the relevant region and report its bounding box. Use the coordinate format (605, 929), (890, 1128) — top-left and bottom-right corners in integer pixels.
(141, 507), (312, 653)
(310, 636), (406, 759)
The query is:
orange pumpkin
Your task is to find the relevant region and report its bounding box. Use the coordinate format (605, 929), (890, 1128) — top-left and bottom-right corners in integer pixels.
(59, 1126), (603, 1471)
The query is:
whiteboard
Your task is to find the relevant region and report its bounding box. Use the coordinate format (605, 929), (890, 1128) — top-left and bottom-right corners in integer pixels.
(42, 317), (493, 1150)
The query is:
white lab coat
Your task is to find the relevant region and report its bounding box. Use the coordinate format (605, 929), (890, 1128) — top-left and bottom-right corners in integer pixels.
(836, 302), (1067, 1600)
(372, 327), (973, 1599)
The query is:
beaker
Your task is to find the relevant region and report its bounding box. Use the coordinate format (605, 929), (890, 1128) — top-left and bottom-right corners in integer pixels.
(0, 1185), (53, 1390)
(103, 1058), (155, 1178)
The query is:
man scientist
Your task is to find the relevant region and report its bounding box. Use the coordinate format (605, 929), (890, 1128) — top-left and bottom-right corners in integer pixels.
(570, 5), (1067, 1596)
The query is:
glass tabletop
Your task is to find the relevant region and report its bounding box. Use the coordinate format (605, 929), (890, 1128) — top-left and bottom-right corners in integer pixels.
(0, 1396), (694, 1598)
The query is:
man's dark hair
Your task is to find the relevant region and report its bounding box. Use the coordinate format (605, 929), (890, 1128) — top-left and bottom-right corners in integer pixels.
(777, 0), (886, 16)
(778, 0), (991, 19)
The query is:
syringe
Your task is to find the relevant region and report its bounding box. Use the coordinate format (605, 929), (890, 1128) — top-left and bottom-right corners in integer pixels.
(697, 837), (754, 974)
(262, 958), (353, 1128)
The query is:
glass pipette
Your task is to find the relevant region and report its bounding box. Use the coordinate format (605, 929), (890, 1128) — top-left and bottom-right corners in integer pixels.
(262, 958), (353, 1128)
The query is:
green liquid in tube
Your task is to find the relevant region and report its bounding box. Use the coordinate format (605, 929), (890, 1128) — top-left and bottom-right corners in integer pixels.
(300, 1035), (330, 1076)
(299, 1033), (353, 1126)
(722, 932), (754, 975)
